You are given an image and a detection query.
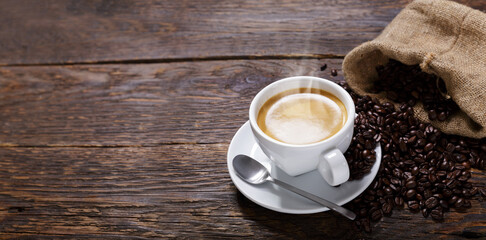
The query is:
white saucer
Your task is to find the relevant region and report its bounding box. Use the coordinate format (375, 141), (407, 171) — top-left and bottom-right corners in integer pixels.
(227, 121), (381, 214)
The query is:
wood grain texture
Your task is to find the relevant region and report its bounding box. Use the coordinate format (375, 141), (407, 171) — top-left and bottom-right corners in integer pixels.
(0, 59), (344, 146)
(0, 0), (408, 65)
(0, 145), (484, 239)
(2, 0), (484, 65)
(2, 0), (486, 239)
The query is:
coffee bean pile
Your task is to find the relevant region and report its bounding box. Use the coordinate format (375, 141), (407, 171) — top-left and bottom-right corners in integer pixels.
(339, 81), (485, 233)
(344, 102), (378, 181)
(373, 59), (458, 122)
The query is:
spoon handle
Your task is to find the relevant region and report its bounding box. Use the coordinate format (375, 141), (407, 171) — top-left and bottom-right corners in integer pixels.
(271, 178), (356, 220)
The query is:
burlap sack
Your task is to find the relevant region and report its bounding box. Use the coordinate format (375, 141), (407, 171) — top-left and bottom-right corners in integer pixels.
(343, 0), (486, 139)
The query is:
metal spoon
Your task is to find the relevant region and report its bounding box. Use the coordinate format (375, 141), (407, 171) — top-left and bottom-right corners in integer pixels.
(232, 154), (356, 220)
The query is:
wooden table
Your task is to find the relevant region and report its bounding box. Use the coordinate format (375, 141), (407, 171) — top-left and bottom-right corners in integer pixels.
(1, 0), (485, 239)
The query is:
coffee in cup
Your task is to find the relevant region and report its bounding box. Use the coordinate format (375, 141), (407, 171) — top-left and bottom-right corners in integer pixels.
(256, 88), (347, 145)
(249, 76), (355, 186)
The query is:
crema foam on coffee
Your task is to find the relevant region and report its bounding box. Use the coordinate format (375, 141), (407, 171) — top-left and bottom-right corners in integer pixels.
(257, 88), (347, 145)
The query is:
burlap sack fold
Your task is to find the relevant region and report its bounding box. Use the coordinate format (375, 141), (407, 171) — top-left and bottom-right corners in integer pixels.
(343, 0), (486, 138)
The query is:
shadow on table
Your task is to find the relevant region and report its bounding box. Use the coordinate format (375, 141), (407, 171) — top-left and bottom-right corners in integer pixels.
(235, 190), (363, 239)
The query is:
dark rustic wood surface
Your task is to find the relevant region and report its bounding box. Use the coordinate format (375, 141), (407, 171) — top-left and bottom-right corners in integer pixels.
(0, 0), (405, 65)
(0, 0), (485, 239)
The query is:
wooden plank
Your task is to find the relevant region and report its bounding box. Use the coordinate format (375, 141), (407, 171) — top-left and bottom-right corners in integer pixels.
(0, 59), (344, 146)
(0, 145), (484, 239)
(0, 0), (410, 64)
(2, 0), (484, 65)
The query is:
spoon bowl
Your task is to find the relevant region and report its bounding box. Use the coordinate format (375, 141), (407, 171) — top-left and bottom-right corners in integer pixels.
(233, 154), (270, 184)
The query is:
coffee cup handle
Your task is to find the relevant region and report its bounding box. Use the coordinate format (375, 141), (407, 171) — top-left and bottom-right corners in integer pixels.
(317, 148), (350, 186)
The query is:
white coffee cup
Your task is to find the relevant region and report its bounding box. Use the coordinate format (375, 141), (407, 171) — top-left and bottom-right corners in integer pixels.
(249, 76), (355, 186)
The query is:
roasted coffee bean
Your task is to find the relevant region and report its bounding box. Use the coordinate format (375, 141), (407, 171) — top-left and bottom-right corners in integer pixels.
(452, 169), (462, 178)
(442, 189), (452, 198)
(417, 138), (426, 147)
(432, 193), (443, 199)
(470, 187), (478, 196)
(438, 112), (447, 121)
(416, 194), (423, 201)
(361, 218), (371, 233)
(454, 198), (465, 208)
(395, 196), (404, 207)
(424, 143), (434, 152)
(405, 180), (417, 189)
(458, 175), (469, 182)
(408, 201), (420, 211)
(446, 179), (458, 189)
(452, 188), (462, 195)
(411, 166), (419, 175)
(406, 189), (417, 199)
(425, 197), (439, 209)
(331, 69), (338, 76)
(422, 208), (430, 218)
(428, 110), (437, 121)
(370, 209), (383, 221)
(382, 203), (392, 216)
(440, 160), (449, 170)
(446, 143), (455, 152)
(370, 202), (380, 209)
(455, 154), (467, 162)
(391, 178), (400, 185)
(320, 64), (327, 71)
(439, 200), (449, 209)
(430, 209), (444, 221)
(408, 136), (417, 145)
(423, 189), (432, 199)
(428, 174), (437, 183)
(462, 161), (471, 170)
(436, 171), (447, 178)
(359, 208), (367, 217)
(393, 168), (403, 178)
(448, 196), (458, 205)
(376, 189), (384, 197)
(479, 188), (486, 198)
(455, 164), (466, 170)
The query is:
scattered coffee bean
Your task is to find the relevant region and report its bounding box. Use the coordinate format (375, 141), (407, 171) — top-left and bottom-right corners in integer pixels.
(320, 64), (327, 71)
(430, 209), (444, 221)
(361, 218), (371, 233)
(480, 188), (486, 199)
(408, 201), (420, 211)
(331, 69), (338, 76)
(455, 198), (465, 208)
(422, 208), (430, 218)
(370, 209), (383, 221)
